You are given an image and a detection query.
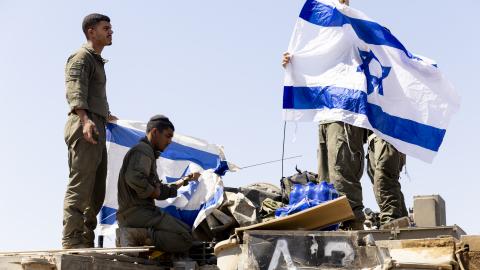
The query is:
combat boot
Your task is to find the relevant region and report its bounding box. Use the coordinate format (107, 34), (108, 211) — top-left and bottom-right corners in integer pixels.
(380, 216), (410, 230)
(340, 218), (365, 230)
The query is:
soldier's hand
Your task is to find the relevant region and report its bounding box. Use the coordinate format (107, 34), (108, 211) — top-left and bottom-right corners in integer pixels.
(173, 173), (201, 189)
(108, 113), (119, 123)
(173, 179), (186, 188)
(185, 172), (201, 181)
(282, 52), (291, 68)
(83, 119), (98, 144)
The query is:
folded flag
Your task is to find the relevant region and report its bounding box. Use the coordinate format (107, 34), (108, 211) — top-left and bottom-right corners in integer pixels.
(283, 0), (460, 162)
(98, 120), (234, 235)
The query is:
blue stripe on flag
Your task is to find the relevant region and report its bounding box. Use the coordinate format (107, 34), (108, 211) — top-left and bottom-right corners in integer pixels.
(162, 142), (219, 170)
(181, 181), (199, 201)
(299, 0), (414, 59)
(164, 186), (224, 227)
(165, 166), (189, 183)
(204, 185), (224, 209)
(283, 85), (367, 112)
(283, 86), (445, 151)
(106, 123), (144, 148)
(161, 206), (197, 228)
(106, 123), (219, 169)
(100, 205), (117, 225)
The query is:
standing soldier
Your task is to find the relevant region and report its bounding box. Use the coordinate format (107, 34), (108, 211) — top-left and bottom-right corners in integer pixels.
(366, 133), (409, 228)
(317, 122), (366, 230)
(282, 0), (366, 230)
(63, 13), (117, 249)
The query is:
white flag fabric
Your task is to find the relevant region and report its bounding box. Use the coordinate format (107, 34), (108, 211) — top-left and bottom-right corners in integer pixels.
(283, 0), (460, 162)
(98, 120), (232, 236)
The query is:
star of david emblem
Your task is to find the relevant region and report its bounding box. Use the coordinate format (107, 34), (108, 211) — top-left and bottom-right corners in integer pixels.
(357, 49), (391, 96)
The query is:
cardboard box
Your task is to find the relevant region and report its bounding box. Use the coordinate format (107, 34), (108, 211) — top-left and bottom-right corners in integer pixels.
(236, 196), (354, 233)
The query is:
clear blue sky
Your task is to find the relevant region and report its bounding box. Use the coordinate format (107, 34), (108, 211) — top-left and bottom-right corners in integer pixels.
(0, 0), (478, 251)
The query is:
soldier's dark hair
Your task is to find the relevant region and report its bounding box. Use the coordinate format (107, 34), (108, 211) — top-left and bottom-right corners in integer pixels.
(146, 115), (175, 133)
(82, 13), (110, 39)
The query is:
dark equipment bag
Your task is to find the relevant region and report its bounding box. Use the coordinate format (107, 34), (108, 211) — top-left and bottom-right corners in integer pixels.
(280, 166), (318, 203)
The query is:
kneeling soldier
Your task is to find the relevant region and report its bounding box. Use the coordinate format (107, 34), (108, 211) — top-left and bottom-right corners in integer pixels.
(116, 115), (199, 252)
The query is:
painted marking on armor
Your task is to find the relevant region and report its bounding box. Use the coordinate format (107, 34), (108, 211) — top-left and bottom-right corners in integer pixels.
(324, 241), (355, 265)
(268, 239), (297, 270)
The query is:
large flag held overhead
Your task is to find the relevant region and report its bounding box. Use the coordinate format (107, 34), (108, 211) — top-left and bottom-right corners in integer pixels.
(283, 0), (460, 162)
(98, 120), (233, 236)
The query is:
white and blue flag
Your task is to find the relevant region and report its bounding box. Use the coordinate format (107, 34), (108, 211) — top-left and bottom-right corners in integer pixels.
(283, 0), (460, 162)
(98, 120), (235, 235)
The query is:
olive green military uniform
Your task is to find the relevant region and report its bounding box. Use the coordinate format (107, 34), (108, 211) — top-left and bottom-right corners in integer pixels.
(117, 137), (193, 253)
(63, 44), (110, 248)
(366, 133), (408, 225)
(318, 122), (366, 227)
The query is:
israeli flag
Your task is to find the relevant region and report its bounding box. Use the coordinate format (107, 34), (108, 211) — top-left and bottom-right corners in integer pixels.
(98, 120), (234, 236)
(283, 0), (460, 162)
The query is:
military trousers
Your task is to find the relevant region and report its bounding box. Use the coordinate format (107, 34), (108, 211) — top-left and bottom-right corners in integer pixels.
(62, 113), (107, 248)
(366, 135), (408, 225)
(118, 207), (193, 253)
(318, 122), (366, 221)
